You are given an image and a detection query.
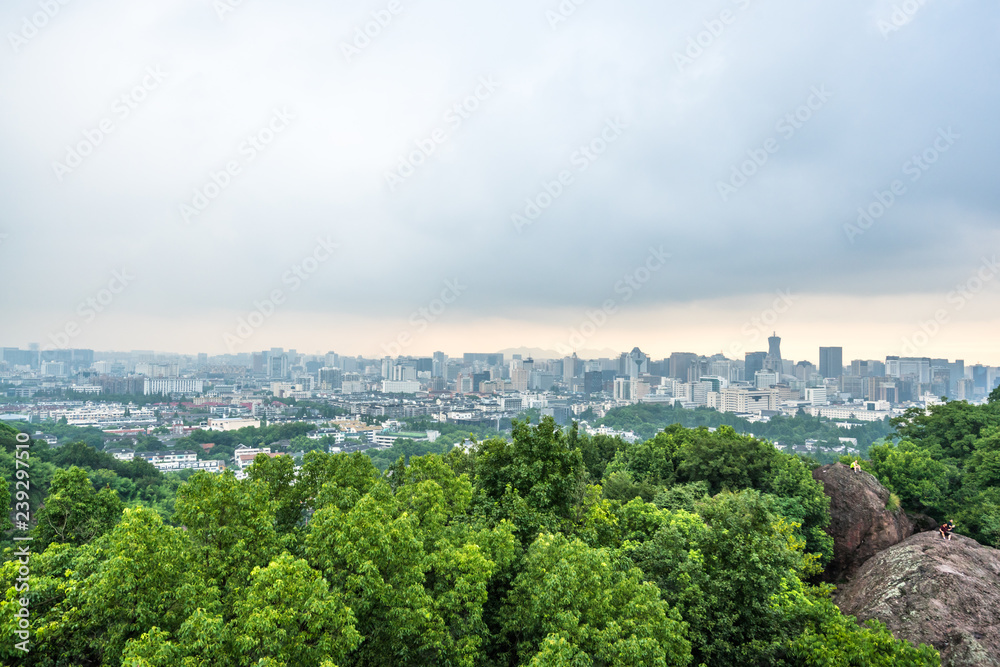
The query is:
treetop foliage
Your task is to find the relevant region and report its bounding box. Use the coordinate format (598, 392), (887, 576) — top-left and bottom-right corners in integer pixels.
(2, 416), (943, 666)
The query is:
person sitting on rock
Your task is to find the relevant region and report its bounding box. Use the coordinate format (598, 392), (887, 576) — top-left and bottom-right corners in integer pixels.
(851, 460), (861, 473)
(939, 520), (955, 540)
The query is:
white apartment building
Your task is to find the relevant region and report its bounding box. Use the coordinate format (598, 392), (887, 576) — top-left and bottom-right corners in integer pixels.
(205, 417), (260, 432)
(52, 403), (157, 427)
(708, 387), (781, 414)
(804, 387), (828, 406)
(144, 378), (204, 395)
(131, 450), (223, 473)
(804, 405), (897, 422)
(381, 380), (421, 394)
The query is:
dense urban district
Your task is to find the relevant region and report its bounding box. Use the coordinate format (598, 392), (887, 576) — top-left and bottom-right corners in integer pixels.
(3, 337), (1000, 665)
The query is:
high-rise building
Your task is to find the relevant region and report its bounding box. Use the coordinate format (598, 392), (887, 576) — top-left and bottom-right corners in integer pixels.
(745, 351), (766, 382)
(763, 333), (783, 374)
(584, 371), (603, 395)
(613, 377), (635, 402)
(563, 354), (580, 383)
(755, 370), (778, 389)
(511, 368), (529, 392)
(472, 371), (490, 393)
(886, 356), (931, 384)
(463, 353), (504, 366)
(819, 347), (843, 379)
(669, 352), (697, 380)
(267, 354), (288, 379)
(624, 347), (648, 379)
(319, 368), (342, 390)
(949, 360), (964, 396)
(839, 375), (865, 399)
(956, 378), (975, 401)
(973, 365), (988, 393)
(795, 361), (817, 382)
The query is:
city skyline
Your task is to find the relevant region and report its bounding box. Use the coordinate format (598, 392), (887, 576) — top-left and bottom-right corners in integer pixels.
(5, 304), (1000, 366)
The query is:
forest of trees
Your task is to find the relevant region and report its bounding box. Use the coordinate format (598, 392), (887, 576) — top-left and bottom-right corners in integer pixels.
(844, 386), (1000, 548)
(598, 403), (895, 459)
(1, 401), (968, 666)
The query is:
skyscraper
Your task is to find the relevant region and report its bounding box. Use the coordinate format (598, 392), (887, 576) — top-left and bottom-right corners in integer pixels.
(819, 347), (843, 379)
(763, 333), (783, 374)
(669, 352), (697, 380)
(624, 347), (648, 379)
(745, 351), (766, 381)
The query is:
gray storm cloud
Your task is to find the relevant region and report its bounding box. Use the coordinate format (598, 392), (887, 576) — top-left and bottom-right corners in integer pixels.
(1, 0), (998, 350)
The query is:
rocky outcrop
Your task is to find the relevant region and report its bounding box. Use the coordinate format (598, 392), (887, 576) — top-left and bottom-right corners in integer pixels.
(812, 462), (915, 581)
(836, 531), (1000, 667)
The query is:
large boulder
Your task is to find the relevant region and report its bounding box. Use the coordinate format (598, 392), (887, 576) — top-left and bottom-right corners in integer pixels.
(812, 462), (915, 581)
(836, 531), (1000, 667)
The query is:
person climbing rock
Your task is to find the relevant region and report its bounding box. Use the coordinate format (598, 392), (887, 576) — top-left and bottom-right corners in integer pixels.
(939, 520), (955, 540)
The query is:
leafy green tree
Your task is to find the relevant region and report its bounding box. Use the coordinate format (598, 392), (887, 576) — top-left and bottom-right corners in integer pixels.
(630, 490), (809, 665)
(502, 532), (691, 667)
(173, 471), (278, 610)
(891, 401), (999, 462)
(476, 417), (586, 524)
(867, 440), (953, 515)
(33, 466), (124, 549)
(777, 580), (940, 665)
(229, 553), (361, 665)
(27, 508), (218, 665)
(306, 481), (446, 666)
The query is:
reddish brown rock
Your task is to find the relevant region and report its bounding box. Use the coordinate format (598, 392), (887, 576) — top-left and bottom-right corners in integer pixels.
(812, 462), (915, 582)
(836, 532), (1000, 667)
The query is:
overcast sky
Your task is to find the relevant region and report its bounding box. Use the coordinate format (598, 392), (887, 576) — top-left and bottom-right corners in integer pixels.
(1, 0), (998, 363)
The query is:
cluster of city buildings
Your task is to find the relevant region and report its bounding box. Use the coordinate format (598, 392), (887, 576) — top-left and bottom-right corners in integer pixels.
(2, 339), (999, 437)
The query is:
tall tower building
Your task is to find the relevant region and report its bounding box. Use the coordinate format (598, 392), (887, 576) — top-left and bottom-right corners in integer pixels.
(763, 333), (783, 374)
(625, 347), (648, 379)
